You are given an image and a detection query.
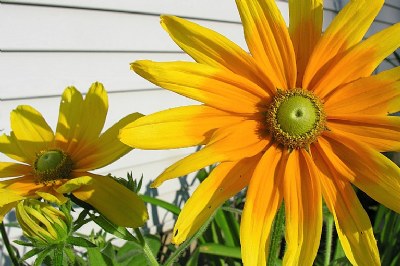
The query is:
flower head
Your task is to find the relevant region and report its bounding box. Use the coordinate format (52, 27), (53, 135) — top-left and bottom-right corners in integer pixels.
(120, 0), (400, 264)
(0, 82), (148, 228)
(16, 199), (71, 245)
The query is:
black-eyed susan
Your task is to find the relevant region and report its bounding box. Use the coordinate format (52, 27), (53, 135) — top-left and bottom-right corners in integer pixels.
(0, 83), (148, 228)
(120, 0), (400, 264)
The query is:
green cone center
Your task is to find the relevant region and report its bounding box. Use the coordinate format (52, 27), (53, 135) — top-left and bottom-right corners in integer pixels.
(34, 149), (73, 183)
(36, 150), (64, 172)
(265, 89), (326, 149)
(276, 95), (317, 136)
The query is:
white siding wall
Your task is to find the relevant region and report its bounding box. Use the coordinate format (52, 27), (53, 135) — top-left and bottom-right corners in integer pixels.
(0, 0), (399, 263)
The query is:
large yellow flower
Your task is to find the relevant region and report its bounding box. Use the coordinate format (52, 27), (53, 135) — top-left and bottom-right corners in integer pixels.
(0, 82), (148, 228)
(120, 0), (400, 264)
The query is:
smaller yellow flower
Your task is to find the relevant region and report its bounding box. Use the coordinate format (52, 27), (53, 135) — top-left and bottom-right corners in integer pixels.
(16, 199), (70, 245)
(0, 82), (148, 228)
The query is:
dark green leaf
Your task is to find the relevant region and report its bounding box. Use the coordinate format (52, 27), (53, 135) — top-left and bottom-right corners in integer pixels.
(67, 236), (97, 247)
(199, 243), (241, 259)
(140, 195), (180, 216)
(91, 214), (137, 241)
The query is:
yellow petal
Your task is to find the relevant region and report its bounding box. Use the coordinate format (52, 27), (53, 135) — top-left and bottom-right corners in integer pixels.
(74, 112), (143, 171)
(0, 133), (31, 163)
(56, 175), (93, 194)
(161, 15), (275, 94)
(69, 82), (109, 157)
(54, 86), (84, 152)
(151, 119), (270, 187)
(318, 132), (400, 214)
(312, 22), (400, 98)
(72, 174), (148, 228)
(36, 189), (68, 205)
(11, 105), (54, 161)
(0, 175), (44, 199)
(131, 60), (268, 114)
(0, 188), (25, 207)
(235, 0), (296, 89)
(283, 149), (322, 265)
(327, 115), (400, 152)
(240, 145), (285, 265)
(304, 0), (384, 89)
(289, 0), (322, 86)
(0, 162), (31, 178)
(325, 66), (400, 115)
(120, 105), (245, 150)
(312, 144), (380, 265)
(172, 154), (261, 244)
(0, 202), (17, 222)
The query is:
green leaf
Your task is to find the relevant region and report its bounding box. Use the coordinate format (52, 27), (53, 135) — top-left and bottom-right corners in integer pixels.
(20, 247), (46, 261)
(66, 236), (97, 247)
(116, 235), (161, 266)
(91, 214), (137, 241)
(140, 195), (180, 216)
(199, 243), (241, 259)
(33, 248), (51, 266)
(87, 246), (119, 266)
(13, 239), (34, 247)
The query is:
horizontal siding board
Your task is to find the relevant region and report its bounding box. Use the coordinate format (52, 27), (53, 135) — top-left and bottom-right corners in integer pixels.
(0, 0), (290, 23)
(0, 4), (247, 51)
(0, 52), (192, 100)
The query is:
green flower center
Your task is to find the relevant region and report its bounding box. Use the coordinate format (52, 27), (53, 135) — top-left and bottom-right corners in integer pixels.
(33, 149), (73, 183)
(266, 89), (326, 150)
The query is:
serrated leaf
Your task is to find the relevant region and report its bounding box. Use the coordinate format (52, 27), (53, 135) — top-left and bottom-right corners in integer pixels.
(87, 248), (110, 266)
(67, 236), (97, 247)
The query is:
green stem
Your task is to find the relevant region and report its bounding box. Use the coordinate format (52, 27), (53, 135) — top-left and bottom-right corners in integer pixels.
(163, 212), (216, 266)
(324, 214), (334, 266)
(0, 222), (20, 266)
(267, 205), (285, 266)
(134, 228), (159, 266)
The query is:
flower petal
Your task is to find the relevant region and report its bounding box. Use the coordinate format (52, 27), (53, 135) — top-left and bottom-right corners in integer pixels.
(317, 132), (400, 214)
(11, 105), (54, 161)
(312, 144), (380, 265)
(0, 188), (26, 207)
(0, 133), (31, 163)
(161, 15), (275, 94)
(235, 0), (296, 89)
(54, 86), (84, 152)
(68, 83), (108, 158)
(0, 162), (31, 178)
(288, 0), (322, 86)
(0, 175), (44, 200)
(312, 23), (400, 98)
(55, 175), (93, 194)
(240, 145), (285, 265)
(74, 112), (143, 171)
(304, 0), (384, 89)
(0, 202), (18, 222)
(131, 61), (269, 114)
(151, 119), (270, 187)
(71, 174), (148, 228)
(120, 105), (245, 150)
(283, 149), (322, 265)
(36, 189), (68, 205)
(172, 154), (261, 244)
(327, 115), (400, 152)
(324, 66), (400, 115)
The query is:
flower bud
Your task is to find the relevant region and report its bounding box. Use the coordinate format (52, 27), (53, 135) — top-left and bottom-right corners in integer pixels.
(16, 199), (71, 245)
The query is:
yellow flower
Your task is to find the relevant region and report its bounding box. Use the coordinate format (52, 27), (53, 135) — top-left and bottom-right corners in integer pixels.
(120, 0), (400, 265)
(0, 82), (148, 228)
(16, 199), (70, 245)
